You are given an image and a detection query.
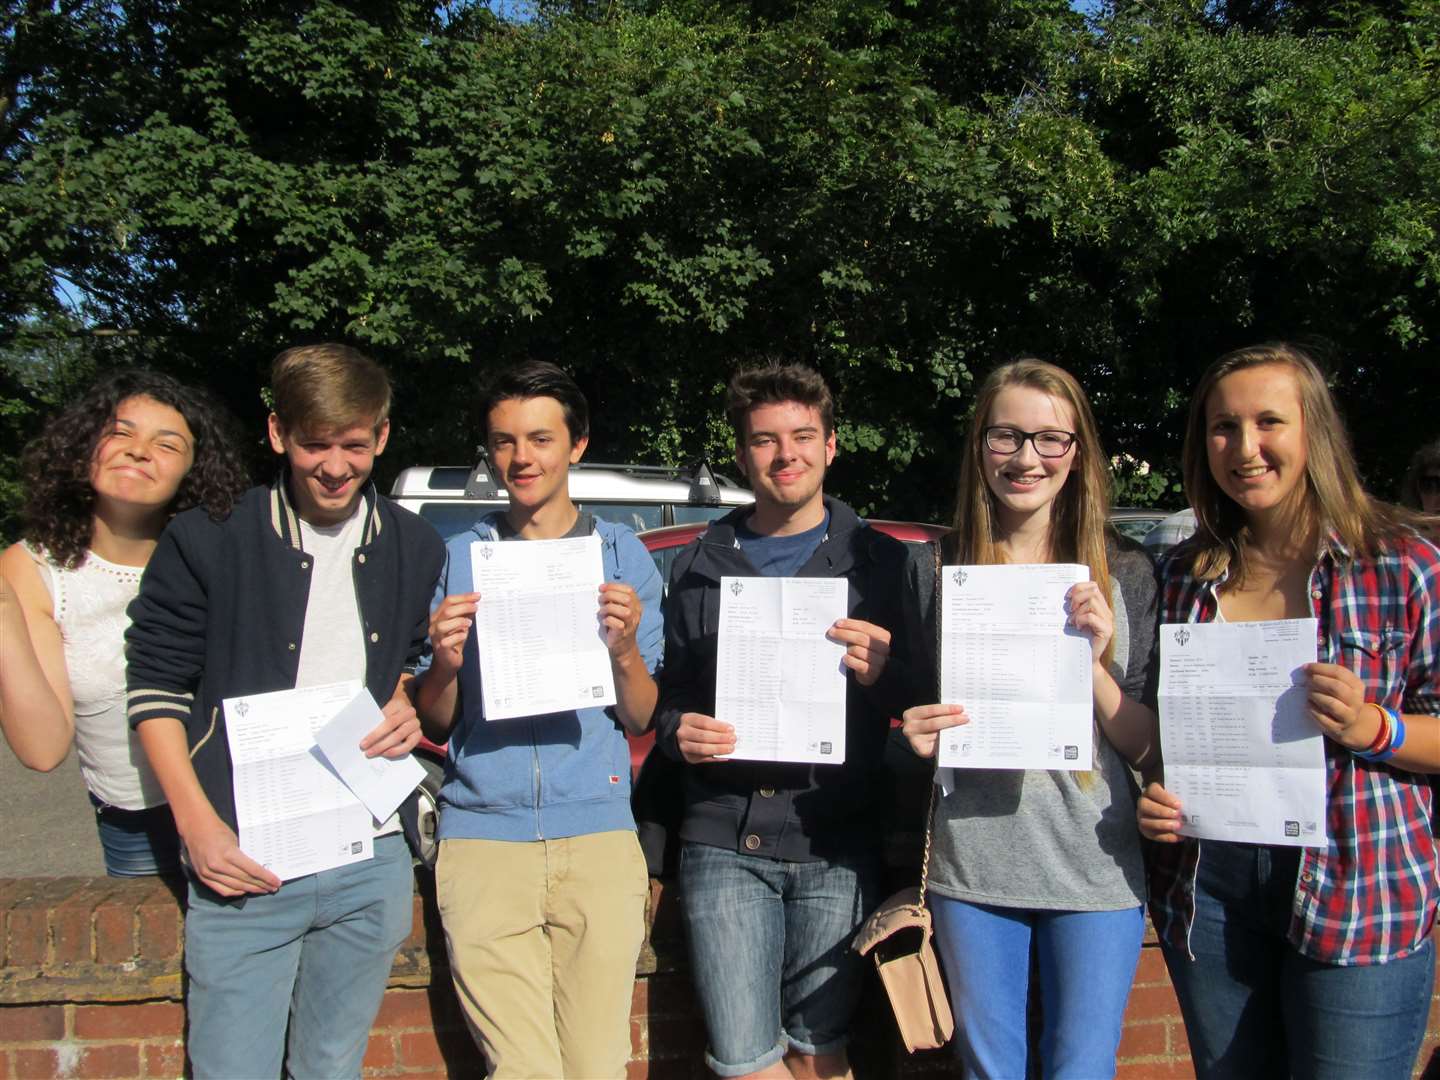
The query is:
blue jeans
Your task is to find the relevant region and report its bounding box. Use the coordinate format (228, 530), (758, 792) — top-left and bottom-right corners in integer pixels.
(929, 895), (1144, 1080)
(184, 835), (414, 1079)
(89, 794), (181, 877)
(1161, 840), (1436, 1080)
(679, 842), (880, 1078)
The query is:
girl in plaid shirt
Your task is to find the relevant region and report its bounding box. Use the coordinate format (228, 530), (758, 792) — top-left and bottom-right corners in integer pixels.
(1139, 343), (1440, 1080)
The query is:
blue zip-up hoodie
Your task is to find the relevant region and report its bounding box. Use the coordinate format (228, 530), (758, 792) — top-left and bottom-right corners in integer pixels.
(424, 512), (664, 841)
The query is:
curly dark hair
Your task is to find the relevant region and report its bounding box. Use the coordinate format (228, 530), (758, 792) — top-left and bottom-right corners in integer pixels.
(20, 368), (252, 568)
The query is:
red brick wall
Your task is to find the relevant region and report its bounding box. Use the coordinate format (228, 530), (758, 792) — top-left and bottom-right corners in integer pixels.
(2, 876), (1438, 1079)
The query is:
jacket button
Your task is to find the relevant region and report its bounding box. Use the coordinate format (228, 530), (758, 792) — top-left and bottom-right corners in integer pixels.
(300, 561), (309, 570)
(358, 553), (367, 564)
(744, 834), (761, 851)
(370, 632), (380, 643)
(288, 643), (297, 651)
(759, 787), (775, 798)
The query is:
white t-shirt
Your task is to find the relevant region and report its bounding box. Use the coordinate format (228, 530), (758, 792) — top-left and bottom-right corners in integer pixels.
(296, 507), (399, 837)
(296, 510), (367, 689)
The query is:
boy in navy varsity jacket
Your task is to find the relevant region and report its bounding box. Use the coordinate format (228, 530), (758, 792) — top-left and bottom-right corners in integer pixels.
(126, 345), (444, 1079)
(415, 361), (662, 1079)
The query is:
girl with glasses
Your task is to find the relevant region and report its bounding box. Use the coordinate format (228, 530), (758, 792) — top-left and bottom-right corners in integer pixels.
(900, 358), (1161, 1078)
(1139, 344), (1440, 1079)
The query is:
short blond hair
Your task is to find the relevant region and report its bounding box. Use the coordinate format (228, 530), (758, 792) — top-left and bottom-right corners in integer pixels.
(270, 343), (391, 435)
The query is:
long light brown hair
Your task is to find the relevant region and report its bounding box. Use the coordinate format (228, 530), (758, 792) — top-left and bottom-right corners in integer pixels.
(1180, 343), (1423, 582)
(944, 358), (1115, 667)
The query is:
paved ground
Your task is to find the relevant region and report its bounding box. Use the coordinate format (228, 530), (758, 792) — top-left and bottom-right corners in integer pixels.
(0, 745), (106, 877)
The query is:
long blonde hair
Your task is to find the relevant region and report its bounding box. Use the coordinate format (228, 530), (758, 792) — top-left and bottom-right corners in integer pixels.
(1180, 343), (1421, 582)
(944, 358), (1115, 668)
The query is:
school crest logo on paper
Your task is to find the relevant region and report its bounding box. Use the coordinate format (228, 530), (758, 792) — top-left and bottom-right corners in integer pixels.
(478, 545), (494, 560)
(1174, 628), (1191, 647)
(952, 569), (968, 588)
(730, 581), (744, 596)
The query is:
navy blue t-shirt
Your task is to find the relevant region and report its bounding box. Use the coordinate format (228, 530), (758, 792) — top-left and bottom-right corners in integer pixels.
(734, 511), (830, 577)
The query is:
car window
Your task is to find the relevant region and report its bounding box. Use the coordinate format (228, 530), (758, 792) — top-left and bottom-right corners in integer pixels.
(579, 502), (665, 533)
(1111, 517), (1162, 543)
(414, 502), (499, 540)
(672, 505), (737, 526)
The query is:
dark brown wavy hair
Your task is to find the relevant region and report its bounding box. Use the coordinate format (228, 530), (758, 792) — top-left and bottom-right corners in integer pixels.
(20, 368), (251, 568)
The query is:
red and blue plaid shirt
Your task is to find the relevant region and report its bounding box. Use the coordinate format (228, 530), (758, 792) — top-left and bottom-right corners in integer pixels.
(1147, 531), (1440, 966)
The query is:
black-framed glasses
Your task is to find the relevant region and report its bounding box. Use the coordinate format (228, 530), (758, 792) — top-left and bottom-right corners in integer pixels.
(1420, 475), (1440, 496)
(983, 426), (1077, 458)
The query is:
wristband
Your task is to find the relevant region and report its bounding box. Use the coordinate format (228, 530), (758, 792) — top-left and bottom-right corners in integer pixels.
(1389, 712), (1407, 754)
(1360, 703), (1391, 755)
(1355, 705), (1401, 762)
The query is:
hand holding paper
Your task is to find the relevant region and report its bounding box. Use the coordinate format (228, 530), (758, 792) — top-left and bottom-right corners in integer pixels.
(223, 681), (375, 882)
(1157, 618), (1327, 847)
(938, 563), (1093, 771)
(470, 534), (617, 720)
(715, 576), (849, 764)
(314, 690), (426, 824)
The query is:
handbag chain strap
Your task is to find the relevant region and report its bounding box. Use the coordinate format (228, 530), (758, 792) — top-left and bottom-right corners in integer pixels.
(916, 540), (944, 910)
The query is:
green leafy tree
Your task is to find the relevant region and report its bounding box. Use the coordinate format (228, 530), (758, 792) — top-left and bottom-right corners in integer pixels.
(2, 0), (1436, 537)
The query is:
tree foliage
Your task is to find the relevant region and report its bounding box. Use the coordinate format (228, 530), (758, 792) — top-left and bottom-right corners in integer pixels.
(2, 0), (1436, 530)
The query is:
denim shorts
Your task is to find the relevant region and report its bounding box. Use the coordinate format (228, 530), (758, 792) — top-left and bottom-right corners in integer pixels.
(89, 793), (181, 878)
(678, 841), (880, 1077)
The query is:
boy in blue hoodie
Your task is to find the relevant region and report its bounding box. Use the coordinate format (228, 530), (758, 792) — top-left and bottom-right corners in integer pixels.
(414, 361), (662, 1079)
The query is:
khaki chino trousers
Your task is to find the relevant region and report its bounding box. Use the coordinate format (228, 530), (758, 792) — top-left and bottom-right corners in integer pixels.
(436, 830), (649, 1079)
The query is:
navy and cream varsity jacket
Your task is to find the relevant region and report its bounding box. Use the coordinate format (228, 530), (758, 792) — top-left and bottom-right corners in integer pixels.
(124, 475), (445, 834)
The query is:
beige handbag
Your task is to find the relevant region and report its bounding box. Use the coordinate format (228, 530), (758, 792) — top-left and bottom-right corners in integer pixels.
(852, 543), (954, 1053)
(852, 792), (954, 1052)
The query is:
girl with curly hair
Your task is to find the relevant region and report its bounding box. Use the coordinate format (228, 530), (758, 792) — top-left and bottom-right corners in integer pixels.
(0, 368), (249, 876)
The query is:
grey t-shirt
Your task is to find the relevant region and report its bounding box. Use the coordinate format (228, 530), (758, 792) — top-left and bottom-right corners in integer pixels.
(912, 539), (1160, 911)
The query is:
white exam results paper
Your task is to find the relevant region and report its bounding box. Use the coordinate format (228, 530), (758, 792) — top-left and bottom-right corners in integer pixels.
(223, 681), (374, 881)
(1159, 618), (1327, 847)
(313, 689), (426, 824)
(715, 576), (849, 763)
(937, 563), (1093, 771)
(470, 533), (617, 721)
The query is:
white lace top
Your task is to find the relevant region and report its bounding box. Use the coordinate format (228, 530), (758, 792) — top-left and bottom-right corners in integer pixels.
(23, 542), (166, 810)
